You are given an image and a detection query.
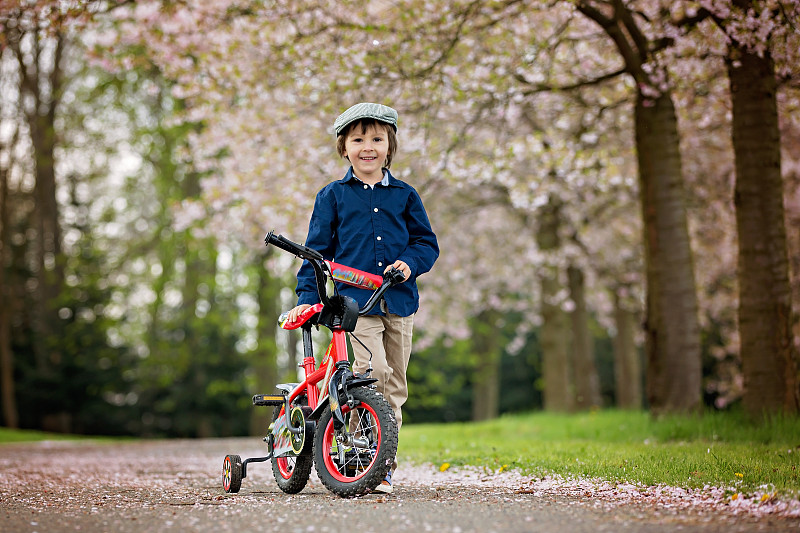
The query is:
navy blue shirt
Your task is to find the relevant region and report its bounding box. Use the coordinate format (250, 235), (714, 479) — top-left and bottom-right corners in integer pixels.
(296, 167), (439, 317)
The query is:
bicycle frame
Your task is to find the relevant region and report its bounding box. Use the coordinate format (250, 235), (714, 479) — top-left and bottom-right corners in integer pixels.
(264, 231), (404, 457)
(286, 322), (349, 420)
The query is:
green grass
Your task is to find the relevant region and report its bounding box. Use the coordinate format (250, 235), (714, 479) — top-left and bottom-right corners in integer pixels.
(0, 427), (88, 443)
(0, 427), (125, 444)
(5, 409), (798, 497)
(400, 409), (800, 497)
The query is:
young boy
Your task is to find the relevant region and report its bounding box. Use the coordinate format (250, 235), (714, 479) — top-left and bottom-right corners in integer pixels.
(287, 102), (439, 493)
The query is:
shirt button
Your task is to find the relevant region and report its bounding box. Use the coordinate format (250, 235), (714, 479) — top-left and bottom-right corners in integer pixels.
(374, 208), (379, 213)
(377, 236), (382, 241)
(363, 184), (368, 189)
(378, 262), (383, 267)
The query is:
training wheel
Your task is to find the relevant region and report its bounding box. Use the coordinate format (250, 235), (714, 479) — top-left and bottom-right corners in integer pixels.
(222, 454), (243, 493)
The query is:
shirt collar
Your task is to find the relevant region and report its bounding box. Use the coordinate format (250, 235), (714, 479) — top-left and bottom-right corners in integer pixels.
(341, 167), (396, 187)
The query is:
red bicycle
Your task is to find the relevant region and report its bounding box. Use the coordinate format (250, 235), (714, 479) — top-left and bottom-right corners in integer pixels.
(222, 232), (404, 497)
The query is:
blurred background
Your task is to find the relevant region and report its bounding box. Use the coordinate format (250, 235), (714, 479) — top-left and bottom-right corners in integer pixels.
(1, 0), (799, 438)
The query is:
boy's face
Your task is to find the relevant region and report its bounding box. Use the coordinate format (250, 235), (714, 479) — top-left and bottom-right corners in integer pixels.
(344, 123), (390, 182)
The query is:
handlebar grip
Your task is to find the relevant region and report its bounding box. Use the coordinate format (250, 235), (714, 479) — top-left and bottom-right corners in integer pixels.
(265, 231), (324, 261)
(384, 266), (406, 285)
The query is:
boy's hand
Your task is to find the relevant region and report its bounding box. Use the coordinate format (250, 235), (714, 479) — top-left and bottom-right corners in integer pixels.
(386, 260), (410, 282)
(288, 304), (312, 323)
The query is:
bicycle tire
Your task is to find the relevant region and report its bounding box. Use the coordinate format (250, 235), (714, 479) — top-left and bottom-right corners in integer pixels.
(270, 403), (313, 494)
(313, 387), (398, 497)
(222, 454), (242, 493)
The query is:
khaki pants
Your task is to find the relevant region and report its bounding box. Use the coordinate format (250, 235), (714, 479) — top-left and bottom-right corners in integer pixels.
(351, 313), (414, 470)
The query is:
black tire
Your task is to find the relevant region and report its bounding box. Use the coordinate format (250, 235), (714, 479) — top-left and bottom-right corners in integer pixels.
(314, 387), (398, 497)
(270, 404), (313, 494)
(222, 454), (242, 493)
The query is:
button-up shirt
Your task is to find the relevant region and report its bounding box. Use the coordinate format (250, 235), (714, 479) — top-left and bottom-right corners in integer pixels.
(296, 167), (439, 317)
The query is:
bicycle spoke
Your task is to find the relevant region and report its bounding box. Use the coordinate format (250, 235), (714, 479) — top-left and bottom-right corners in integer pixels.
(325, 406), (382, 478)
(353, 409), (378, 441)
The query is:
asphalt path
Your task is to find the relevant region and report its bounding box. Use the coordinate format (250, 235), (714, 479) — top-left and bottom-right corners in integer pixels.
(1, 438), (797, 532)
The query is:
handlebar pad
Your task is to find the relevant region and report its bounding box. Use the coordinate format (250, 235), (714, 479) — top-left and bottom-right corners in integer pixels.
(327, 261), (383, 290)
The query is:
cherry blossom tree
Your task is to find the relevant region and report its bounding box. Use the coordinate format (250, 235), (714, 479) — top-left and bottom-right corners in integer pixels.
(96, 0), (647, 416)
(697, 0), (800, 415)
(568, 0), (703, 414)
(93, 0), (800, 419)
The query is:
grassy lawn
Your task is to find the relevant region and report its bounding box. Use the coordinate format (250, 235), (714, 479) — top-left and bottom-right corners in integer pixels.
(0, 427), (79, 444)
(0, 427), (87, 443)
(4, 409), (799, 498)
(0, 428), (125, 444)
(400, 409), (800, 497)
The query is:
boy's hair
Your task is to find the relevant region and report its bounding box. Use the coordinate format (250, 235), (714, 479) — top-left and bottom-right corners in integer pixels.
(336, 119), (398, 169)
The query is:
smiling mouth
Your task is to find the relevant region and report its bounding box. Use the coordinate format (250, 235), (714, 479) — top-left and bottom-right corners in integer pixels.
(360, 156), (377, 161)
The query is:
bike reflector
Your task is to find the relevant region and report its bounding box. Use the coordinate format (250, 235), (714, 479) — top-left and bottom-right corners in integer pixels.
(326, 261), (383, 290)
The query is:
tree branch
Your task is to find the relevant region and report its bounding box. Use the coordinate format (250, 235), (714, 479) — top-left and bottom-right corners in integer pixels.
(516, 67), (627, 95)
(613, 0), (648, 59)
(672, 7), (713, 29)
(575, 1), (647, 84)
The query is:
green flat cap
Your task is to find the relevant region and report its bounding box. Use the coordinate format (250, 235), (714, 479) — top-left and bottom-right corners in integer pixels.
(334, 102), (398, 136)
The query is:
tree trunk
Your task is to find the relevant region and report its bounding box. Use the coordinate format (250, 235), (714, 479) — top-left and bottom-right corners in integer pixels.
(471, 310), (501, 421)
(183, 242), (215, 438)
(251, 250), (281, 436)
(537, 199), (573, 412)
(728, 46), (799, 416)
(636, 93), (702, 414)
(573, 0), (702, 415)
(10, 29), (66, 385)
(569, 265), (601, 409)
(613, 289), (642, 409)
(0, 139), (19, 428)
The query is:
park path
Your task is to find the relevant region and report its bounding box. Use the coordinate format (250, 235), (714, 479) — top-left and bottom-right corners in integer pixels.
(1, 438), (797, 532)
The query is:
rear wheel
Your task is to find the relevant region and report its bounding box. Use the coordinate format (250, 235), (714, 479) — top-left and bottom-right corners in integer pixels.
(270, 404), (313, 494)
(314, 387), (398, 497)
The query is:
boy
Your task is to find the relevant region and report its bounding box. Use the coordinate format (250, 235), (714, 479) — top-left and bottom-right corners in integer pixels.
(287, 102), (439, 493)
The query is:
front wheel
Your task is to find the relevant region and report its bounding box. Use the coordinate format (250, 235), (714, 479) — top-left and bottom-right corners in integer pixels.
(314, 387), (398, 497)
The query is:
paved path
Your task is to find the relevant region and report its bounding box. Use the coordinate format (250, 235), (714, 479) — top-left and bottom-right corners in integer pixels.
(1, 438), (797, 532)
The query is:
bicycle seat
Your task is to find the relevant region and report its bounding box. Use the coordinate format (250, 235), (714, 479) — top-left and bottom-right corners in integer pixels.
(278, 303), (324, 330)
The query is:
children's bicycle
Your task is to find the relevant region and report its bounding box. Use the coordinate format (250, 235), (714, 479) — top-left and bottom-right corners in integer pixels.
(222, 231), (405, 497)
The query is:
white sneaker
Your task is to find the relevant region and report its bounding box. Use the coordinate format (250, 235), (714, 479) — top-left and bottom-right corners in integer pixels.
(373, 471), (393, 494)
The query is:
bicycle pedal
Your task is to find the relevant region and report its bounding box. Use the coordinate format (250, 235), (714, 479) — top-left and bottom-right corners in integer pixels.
(252, 394), (285, 406)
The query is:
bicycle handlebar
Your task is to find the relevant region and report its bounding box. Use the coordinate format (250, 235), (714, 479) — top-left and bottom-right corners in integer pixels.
(266, 231), (330, 306)
(358, 267), (405, 316)
(265, 231), (324, 262)
(265, 231), (405, 315)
